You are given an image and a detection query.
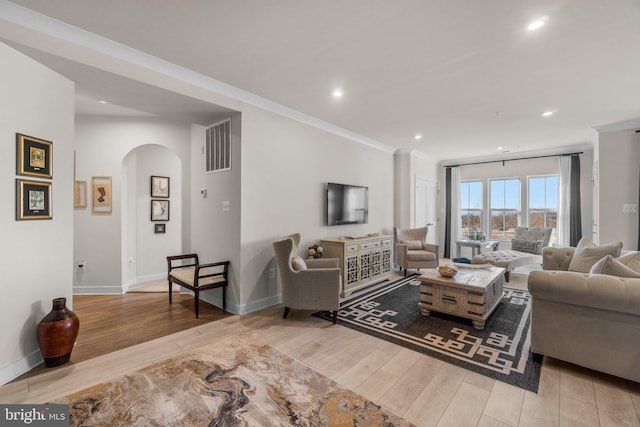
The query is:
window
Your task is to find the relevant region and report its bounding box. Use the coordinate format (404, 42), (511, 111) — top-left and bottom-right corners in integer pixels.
(460, 181), (482, 238)
(529, 175), (558, 229)
(490, 178), (520, 239)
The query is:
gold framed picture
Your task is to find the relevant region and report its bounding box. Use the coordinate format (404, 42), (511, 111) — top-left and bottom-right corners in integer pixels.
(16, 133), (53, 179)
(74, 180), (87, 208)
(92, 176), (112, 214)
(16, 179), (52, 220)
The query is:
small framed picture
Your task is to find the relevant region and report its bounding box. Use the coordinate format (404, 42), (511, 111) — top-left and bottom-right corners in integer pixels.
(154, 223), (166, 234)
(151, 199), (170, 221)
(92, 176), (112, 214)
(150, 175), (170, 198)
(16, 133), (53, 179)
(74, 180), (87, 208)
(16, 179), (52, 220)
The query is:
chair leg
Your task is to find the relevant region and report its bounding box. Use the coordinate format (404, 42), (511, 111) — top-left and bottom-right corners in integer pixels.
(505, 271), (511, 282)
(195, 290), (200, 318)
(168, 281), (173, 303)
(404, 268), (407, 277)
(283, 306), (290, 319)
(332, 310), (338, 324)
(222, 286), (226, 311)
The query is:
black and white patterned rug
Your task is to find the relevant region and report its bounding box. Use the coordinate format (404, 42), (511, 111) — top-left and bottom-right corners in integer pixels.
(315, 274), (542, 392)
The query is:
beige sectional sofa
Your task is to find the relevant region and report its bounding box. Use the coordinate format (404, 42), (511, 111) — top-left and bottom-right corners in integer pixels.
(528, 244), (640, 383)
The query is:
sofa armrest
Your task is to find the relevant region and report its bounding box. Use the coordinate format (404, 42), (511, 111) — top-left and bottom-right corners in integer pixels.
(542, 246), (575, 271)
(528, 270), (640, 316)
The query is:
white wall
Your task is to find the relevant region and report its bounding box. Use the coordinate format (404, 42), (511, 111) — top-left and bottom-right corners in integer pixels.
(437, 151), (594, 257)
(597, 130), (639, 249)
(0, 43), (75, 383)
(133, 145), (182, 281)
(74, 116), (192, 293)
(394, 150), (439, 229)
(238, 106), (395, 313)
(189, 115), (242, 311)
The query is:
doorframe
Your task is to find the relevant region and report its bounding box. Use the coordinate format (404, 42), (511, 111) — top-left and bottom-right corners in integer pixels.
(414, 174), (439, 244)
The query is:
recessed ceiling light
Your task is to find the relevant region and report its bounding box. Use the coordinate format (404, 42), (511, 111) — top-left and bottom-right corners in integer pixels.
(99, 100), (107, 104)
(414, 134), (423, 140)
(332, 89), (343, 98)
(542, 110), (555, 117)
(496, 146), (504, 150)
(527, 16), (548, 31)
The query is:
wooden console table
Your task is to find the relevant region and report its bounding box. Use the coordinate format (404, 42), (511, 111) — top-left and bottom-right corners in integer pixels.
(321, 235), (393, 297)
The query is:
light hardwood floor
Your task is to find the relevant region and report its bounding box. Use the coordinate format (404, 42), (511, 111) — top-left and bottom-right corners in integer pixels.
(2, 273), (639, 426)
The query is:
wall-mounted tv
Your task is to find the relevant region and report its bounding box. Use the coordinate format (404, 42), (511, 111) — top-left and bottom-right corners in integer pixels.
(327, 182), (368, 226)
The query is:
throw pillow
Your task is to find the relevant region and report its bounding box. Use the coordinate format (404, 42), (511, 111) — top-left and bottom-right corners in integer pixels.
(618, 251), (640, 273)
(589, 255), (640, 278)
(568, 237), (623, 273)
(400, 240), (423, 250)
(291, 256), (307, 271)
(511, 239), (544, 255)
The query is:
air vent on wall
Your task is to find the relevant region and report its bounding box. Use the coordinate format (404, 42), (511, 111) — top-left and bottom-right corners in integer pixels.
(205, 119), (231, 173)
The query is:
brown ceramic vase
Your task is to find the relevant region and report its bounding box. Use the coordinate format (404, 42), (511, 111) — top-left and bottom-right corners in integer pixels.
(37, 297), (80, 367)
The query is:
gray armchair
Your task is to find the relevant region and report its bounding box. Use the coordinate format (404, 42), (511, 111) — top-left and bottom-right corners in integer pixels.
(394, 226), (439, 276)
(272, 233), (341, 323)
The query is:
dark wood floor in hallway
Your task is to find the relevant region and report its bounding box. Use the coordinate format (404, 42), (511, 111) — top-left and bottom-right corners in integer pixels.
(18, 292), (231, 381)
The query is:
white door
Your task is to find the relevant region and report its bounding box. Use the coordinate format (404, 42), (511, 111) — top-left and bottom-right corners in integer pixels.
(415, 176), (439, 245)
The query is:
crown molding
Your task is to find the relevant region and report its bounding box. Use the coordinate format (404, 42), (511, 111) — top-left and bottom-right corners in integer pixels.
(0, 0), (395, 154)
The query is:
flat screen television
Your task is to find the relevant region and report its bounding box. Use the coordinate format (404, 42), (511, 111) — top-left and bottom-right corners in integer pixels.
(327, 182), (368, 226)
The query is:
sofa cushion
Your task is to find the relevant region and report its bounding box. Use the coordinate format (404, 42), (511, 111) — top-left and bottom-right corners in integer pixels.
(291, 256), (307, 271)
(618, 251), (640, 273)
(568, 237), (623, 273)
(400, 239), (423, 250)
(589, 255), (640, 278)
(511, 238), (544, 255)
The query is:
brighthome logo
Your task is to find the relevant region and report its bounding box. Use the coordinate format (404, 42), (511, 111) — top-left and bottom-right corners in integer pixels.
(0, 405), (68, 426)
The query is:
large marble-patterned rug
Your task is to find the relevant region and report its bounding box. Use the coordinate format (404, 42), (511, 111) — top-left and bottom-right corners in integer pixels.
(50, 336), (412, 426)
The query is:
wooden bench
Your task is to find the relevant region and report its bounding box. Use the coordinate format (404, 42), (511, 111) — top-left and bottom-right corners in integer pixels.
(166, 254), (230, 318)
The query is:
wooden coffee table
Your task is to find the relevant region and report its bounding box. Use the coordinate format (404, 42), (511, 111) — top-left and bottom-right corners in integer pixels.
(419, 266), (505, 330)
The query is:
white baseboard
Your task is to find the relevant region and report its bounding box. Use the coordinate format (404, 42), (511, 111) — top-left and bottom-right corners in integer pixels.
(0, 349), (42, 386)
(199, 292), (281, 316)
(73, 286), (124, 295)
(235, 294), (282, 315)
(134, 273), (165, 283)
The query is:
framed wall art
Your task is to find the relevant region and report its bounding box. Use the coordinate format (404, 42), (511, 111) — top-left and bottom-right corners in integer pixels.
(151, 199), (170, 221)
(154, 223), (166, 234)
(92, 176), (112, 214)
(16, 179), (52, 220)
(150, 175), (170, 198)
(16, 133), (53, 179)
(74, 180), (87, 208)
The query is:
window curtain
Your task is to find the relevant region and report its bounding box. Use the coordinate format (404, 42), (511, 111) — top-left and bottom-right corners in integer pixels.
(569, 155), (583, 246)
(557, 156), (571, 246)
(444, 167), (461, 258)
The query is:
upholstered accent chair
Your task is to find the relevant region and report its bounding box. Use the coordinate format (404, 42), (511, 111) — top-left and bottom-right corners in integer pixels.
(472, 226), (553, 281)
(394, 226), (439, 276)
(272, 233), (341, 323)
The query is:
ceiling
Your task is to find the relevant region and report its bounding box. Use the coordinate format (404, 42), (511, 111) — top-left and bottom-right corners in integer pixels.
(2, 0), (640, 161)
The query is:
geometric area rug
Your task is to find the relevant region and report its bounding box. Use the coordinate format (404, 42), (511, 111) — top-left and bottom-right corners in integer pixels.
(49, 335), (413, 426)
(315, 275), (542, 392)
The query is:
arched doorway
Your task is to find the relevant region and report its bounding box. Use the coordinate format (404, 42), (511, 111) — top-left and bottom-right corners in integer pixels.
(121, 144), (183, 290)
